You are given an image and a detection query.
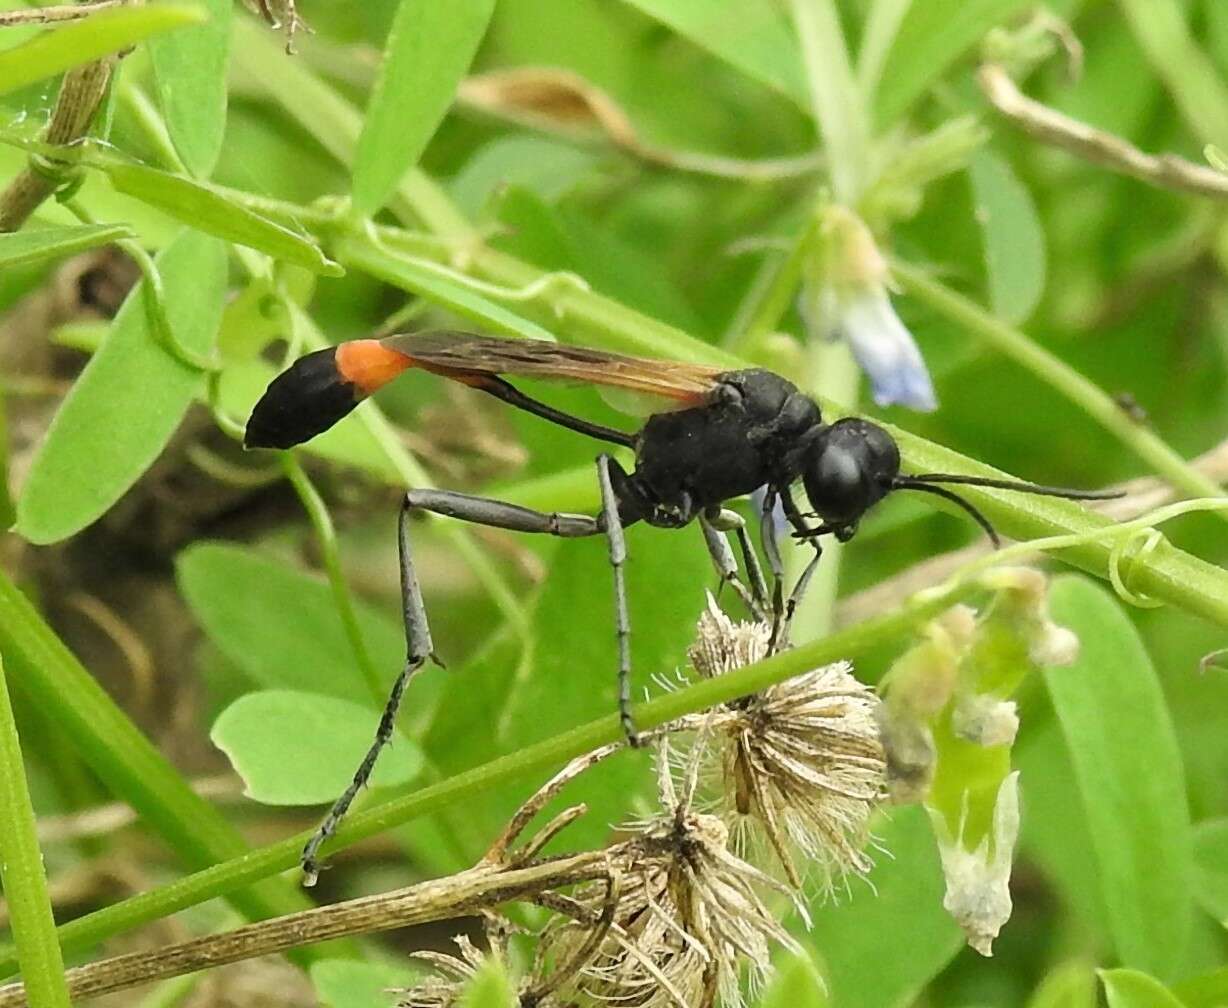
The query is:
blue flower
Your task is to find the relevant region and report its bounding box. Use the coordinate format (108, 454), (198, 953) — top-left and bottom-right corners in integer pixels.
(801, 207), (938, 412)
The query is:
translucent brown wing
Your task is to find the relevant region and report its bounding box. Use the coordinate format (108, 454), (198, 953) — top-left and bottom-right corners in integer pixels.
(381, 331), (727, 404)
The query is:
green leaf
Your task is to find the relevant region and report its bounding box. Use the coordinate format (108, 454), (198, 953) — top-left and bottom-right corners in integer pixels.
(17, 229), (227, 544)
(1118, 0), (1228, 148)
(807, 805), (964, 1007)
(457, 956), (515, 1008)
(968, 149), (1047, 324)
(352, 0), (497, 215)
(311, 959), (417, 1008)
(449, 136), (601, 218)
(1175, 966), (1228, 1008)
(230, 15), (471, 236)
(873, 0), (1031, 127)
(0, 224), (133, 270)
(619, 0), (809, 111)
(1026, 961), (1097, 1008)
(0, 391), (12, 532)
(1099, 969), (1189, 1008)
(0, 655), (71, 1008)
(1192, 817), (1228, 923)
(176, 542), (413, 708)
(0, 3), (207, 97)
(148, 0), (232, 177)
(759, 949), (828, 1008)
(1017, 716), (1108, 947)
(1046, 576), (1195, 981)
(211, 690), (423, 805)
(99, 159), (341, 274)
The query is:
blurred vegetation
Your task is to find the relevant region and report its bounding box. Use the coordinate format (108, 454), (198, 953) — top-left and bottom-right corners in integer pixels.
(1, 1), (1228, 1006)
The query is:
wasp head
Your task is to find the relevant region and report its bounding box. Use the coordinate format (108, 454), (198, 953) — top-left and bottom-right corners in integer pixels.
(800, 418), (900, 537)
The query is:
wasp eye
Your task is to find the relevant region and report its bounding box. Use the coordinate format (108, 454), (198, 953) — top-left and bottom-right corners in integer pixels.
(801, 419), (900, 526)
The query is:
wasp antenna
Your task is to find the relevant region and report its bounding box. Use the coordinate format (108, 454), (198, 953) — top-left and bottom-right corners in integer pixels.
(905, 473), (1124, 501)
(895, 479), (1001, 548)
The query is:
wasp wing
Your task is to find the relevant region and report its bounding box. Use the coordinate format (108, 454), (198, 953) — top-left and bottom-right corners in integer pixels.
(245, 331), (728, 450)
(382, 331), (727, 404)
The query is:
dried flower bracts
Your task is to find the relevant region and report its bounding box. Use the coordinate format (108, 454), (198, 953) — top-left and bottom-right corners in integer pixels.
(683, 596), (887, 890)
(540, 749), (801, 1008)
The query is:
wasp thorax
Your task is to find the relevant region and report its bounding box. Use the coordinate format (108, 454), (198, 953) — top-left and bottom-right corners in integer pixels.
(801, 418), (900, 528)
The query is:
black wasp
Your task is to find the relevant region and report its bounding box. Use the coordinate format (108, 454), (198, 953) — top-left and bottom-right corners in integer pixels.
(245, 330), (1116, 881)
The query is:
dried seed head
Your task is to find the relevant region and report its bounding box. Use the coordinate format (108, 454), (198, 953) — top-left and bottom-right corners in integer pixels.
(688, 599), (774, 677)
(542, 747), (801, 1008)
(686, 597), (887, 890)
(400, 922), (516, 1008)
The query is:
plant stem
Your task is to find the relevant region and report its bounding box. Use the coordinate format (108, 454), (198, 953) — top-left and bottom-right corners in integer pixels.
(0, 852), (610, 1006)
(280, 456), (384, 707)
(788, 0), (868, 204)
(0, 655), (72, 1008)
(1117, 0), (1228, 149)
(0, 55), (117, 232)
(0, 3), (125, 26)
(893, 260), (1228, 507)
(726, 214), (823, 354)
(857, 0), (912, 98)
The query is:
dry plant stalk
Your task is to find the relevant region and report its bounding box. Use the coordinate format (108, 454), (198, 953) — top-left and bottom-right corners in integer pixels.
(978, 62), (1228, 200)
(0, 2), (125, 26)
(534, 746), (802, 1008)
(0, 852), (612, 1007)
(459, 67), (823, 182)
(240, 0), (308, 53)
(0, 0), (128, 232)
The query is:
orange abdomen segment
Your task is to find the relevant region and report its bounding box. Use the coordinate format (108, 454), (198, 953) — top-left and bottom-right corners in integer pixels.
(245, 342), (415, 450)
(335, 340), (415, 395)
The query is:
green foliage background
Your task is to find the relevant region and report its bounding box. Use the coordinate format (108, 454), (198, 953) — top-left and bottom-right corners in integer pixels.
(1, 1), (1228, 1007)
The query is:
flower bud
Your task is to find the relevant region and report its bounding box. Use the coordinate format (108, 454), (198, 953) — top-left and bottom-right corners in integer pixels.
(799, 206), (937, 411)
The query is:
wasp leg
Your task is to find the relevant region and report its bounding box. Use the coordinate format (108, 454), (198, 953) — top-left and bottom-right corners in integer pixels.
(758, 487), (789, 648)
(780, 544), (822, 646)
(699, 507), (767, 621)
(595, 454), (640, 747)
(775, 489), (826, 648)
(300, 488), (600, 885)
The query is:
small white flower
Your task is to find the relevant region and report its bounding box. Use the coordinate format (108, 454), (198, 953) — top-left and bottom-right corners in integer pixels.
(952, 694), (1020, 748)
(978, 568), (1081, 667)
(928, 772), (1021, 956)
(800, 206), (937, 412)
